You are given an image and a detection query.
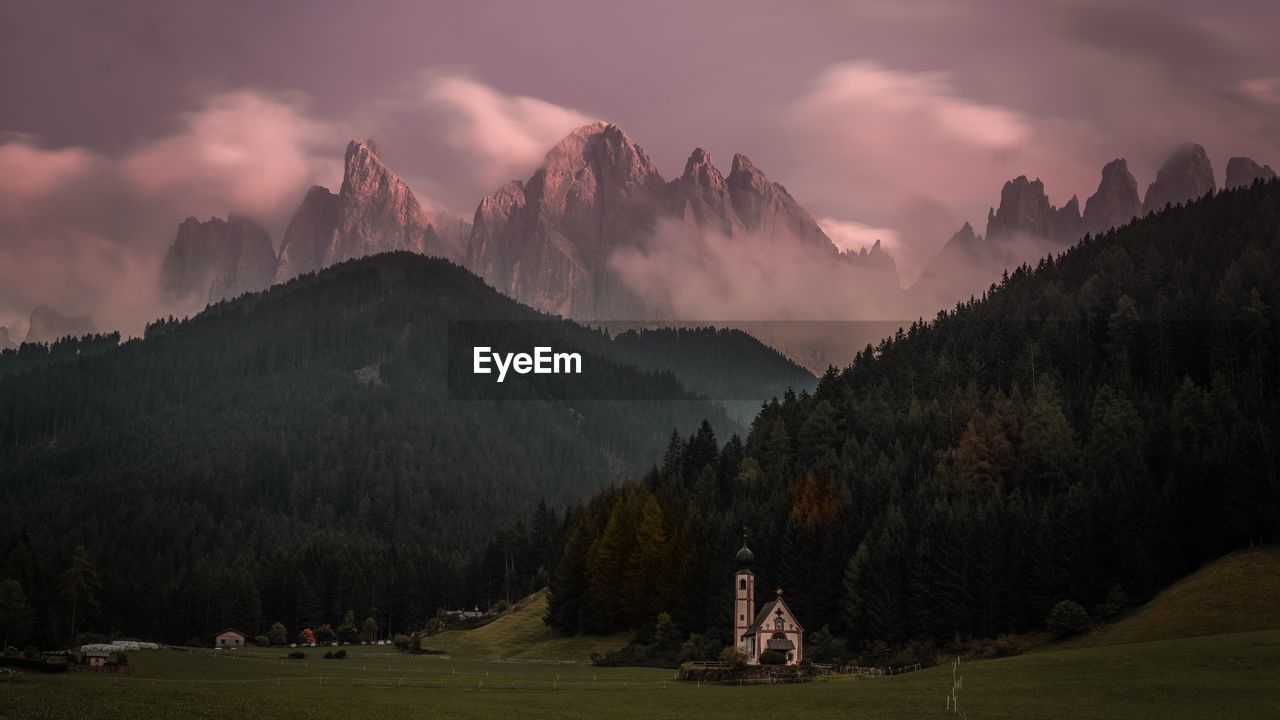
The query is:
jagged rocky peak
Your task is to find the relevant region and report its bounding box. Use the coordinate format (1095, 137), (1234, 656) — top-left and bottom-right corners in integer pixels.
(1143, 143), (1216, 214)
(986, 176), (1053, 240)
(1053, 194), (1083, 244)
(25, 305), (98, 344)
(725, 153), (833, 249)
(530, 122), (665, 213)
(666, 147), (741, 234)
(160, 214), (278, 304)
(985, 176), (1083, 245)
(1083, 158), (1141, 235)
(1225, 156), (1277, 189)
(276, 185), (339, 282)
(951, 221), (979, 247)
(328, 137), (471, 266)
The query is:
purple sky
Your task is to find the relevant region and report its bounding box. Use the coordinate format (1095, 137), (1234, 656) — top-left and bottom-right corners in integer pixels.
(3, 0), (1279, 336)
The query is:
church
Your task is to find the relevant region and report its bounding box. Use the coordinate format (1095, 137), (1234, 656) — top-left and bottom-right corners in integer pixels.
(733, 535), (804, 665)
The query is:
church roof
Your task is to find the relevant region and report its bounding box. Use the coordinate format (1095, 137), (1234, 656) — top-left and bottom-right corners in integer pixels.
(740, 592), (805, 636)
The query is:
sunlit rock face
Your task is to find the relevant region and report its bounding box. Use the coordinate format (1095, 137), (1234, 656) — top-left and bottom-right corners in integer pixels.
(466, 123), (891, 320)
(324, 140), (470, 269)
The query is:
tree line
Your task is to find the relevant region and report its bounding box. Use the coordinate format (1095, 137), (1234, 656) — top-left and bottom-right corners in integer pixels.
(545, 179), (1280, 658)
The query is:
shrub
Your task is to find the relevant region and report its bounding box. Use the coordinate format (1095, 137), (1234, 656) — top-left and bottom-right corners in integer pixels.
(1047, 599), (1093, 638)
(267, 622), (288, 647)
(287, 651), (305, 660)
(758, 649), (787, 666)
(334, 649), (346, 659)
(253, 635), (270, 647)
(805, 625), (850, 665)
(972, 634), (1023, 659)
(392, 634), (411, 651)
(680, 633), (723, 663)
(891, 638), (937, 669)
(718, 646), (748, 669)
(323, 650), (334, 659)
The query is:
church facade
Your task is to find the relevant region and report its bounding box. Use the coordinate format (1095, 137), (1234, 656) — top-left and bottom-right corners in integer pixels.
(733, 536), (804, 665)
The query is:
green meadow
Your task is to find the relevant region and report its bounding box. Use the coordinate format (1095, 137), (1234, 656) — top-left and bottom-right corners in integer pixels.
(4, 549), (1279, 719)
(2, 630), (1277, 720)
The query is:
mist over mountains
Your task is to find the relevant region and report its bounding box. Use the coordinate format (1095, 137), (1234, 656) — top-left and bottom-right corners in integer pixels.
(136, 125), (1272, 370)
(7, 121), (1274, 372)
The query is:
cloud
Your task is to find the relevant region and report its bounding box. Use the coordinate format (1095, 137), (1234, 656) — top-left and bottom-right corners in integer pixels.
(122, 90), (343, 219)
(816, 216), (900, 254)
(0, 140), (100, 218)
(0, 90), (343, 339)
(781, 61), (1100, 281)
(610, 217), (903, 323)
(418, 73), (597, 190)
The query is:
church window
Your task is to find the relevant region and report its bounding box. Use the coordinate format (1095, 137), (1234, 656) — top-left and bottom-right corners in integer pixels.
(774, 617), (784, 631)
(739, 579), (746, 590)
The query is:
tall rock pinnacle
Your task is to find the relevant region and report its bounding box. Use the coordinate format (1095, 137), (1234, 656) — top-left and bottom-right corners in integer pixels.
(1142, 143), (1216, 214)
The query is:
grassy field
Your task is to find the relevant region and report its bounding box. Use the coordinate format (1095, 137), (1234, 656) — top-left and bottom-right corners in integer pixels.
(2, 631), (1278, 719)
(5, 550), (1279, 719)
(1067, 546), (1280, 648)
(427, 591), (629, 662)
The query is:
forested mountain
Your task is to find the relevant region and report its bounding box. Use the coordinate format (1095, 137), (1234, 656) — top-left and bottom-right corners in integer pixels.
(547, 178), (1280, 653)
(0, 252), (808, 648)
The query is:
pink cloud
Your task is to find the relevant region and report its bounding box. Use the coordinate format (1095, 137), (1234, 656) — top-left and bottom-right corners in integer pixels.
(122, 90), (343, 220)
(781, 62), (1100, 281)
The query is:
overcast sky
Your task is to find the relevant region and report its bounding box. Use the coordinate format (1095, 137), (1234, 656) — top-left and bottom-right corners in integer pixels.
(2, 0), (1278, 336)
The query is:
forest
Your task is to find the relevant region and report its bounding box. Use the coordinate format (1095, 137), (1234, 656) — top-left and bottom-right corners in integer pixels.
(0, 253), (808, 649)
(544, 178), (1280, 659)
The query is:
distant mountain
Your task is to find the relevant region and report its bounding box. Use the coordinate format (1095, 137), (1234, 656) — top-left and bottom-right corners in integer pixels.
(467, 122), (896, 320)
(915, 144), (1225, 308)
(0, 327), (14, 351)
(24, 305), (97, 344)
(1082, 158), (1141, 236)
(276, 140), (471, 281)
(160, 214), (278, 303)
(1225, 156), (1277, 189)
(1142, 142), (1216, 214)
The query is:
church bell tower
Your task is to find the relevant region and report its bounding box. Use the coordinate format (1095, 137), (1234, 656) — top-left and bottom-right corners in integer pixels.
(733, 530), (756, 658)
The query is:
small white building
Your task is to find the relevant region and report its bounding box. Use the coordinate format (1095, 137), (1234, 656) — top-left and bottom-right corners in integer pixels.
(732, 535), (804, 665)
(214, 628), (247, 648)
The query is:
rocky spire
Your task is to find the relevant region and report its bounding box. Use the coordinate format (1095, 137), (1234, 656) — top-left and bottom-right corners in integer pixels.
(1082, 158), (1140, 235)
(1053, 194), (1082, 245)
(160, 214), (278, 303)
(666, 147), (740, 234)
(325, 139), (470, 267)
(726, 153), (834, 249)
(275, 186), (339, 282)
(467, 122), (666, 319)
(985, 176), (1054, 241)
(1224, 156), (1277, 189)
(25, 305), (97, 344)
(1142, 143), (1216, 214)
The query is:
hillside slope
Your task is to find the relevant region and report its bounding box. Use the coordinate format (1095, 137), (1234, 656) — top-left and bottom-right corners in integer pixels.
(547, 179), (1280, 646)
(1073, 546), (1280, 647)
(428, 591), (628, 662)
(0, 252), (807, 648)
